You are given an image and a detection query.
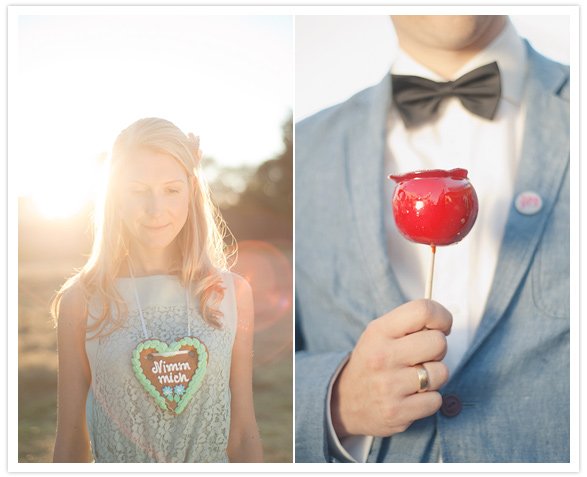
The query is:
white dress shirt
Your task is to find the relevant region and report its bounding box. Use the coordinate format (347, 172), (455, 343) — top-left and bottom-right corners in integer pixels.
(328, 19), (528, 463)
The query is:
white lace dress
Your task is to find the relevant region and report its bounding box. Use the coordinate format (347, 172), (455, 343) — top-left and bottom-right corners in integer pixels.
(84, 272), (237, 463)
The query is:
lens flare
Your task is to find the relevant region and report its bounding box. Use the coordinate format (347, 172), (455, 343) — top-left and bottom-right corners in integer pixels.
(231, 240), (293, 368)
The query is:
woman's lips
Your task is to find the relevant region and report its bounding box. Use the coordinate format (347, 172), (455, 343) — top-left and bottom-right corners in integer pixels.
(143, 224), (170, 232)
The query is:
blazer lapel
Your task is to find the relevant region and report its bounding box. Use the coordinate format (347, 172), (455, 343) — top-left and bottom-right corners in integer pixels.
(344, 76), (406, 318)
(454, 44), (570, 375)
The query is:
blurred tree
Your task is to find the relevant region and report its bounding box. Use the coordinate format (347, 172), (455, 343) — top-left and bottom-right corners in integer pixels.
(241, 114), (292, 215)
(201, 157), (256, 208)
(219, 113), (293, 242)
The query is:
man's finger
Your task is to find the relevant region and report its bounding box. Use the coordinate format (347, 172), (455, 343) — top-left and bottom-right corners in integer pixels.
(374, 299), (453, 339)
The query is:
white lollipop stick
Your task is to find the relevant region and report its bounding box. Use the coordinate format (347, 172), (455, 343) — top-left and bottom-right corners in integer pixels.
(424, 245), (436, 300)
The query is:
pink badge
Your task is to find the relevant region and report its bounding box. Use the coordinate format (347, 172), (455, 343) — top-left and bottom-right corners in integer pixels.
(515, 191), (543, 215)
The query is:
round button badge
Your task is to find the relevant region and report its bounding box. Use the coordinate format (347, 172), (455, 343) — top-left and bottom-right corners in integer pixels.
(515, 191), (543, 215)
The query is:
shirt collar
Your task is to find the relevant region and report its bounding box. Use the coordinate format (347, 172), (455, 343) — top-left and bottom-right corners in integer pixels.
(391, 19), (527, 106)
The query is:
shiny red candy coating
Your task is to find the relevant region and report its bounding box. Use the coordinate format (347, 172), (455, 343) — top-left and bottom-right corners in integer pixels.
(389, 168), (478, 246)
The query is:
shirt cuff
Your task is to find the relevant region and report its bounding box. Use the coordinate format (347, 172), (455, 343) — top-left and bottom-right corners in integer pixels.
(325, 354), (374, 463)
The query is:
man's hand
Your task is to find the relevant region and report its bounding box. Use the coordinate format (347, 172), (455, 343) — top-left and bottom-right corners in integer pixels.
(331, 299), (452, 438)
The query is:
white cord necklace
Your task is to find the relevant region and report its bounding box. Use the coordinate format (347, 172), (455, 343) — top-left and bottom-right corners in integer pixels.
(128, 263), (209, 415)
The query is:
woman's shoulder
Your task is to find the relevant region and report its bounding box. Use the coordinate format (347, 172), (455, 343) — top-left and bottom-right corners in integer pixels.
(229, 273), (254, 323)
(58, 281), (88, 326)
(222, 271), (252, 301)
(215, 271), (253, 330)
(228, 271), (249, 289)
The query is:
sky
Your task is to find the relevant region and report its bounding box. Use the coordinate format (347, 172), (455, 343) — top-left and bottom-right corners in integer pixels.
(13, 12), (293, 218)
(296, 13), (573, 121)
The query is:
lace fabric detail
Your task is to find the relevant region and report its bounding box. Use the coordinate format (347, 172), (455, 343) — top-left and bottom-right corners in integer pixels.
(87, 301), (234, 463)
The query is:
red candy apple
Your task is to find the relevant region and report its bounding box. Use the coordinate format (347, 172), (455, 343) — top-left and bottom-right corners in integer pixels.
(388, 168), (478, 247)
(388, 168), (479, 299)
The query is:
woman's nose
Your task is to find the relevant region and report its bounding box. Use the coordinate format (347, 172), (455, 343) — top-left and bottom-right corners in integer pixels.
(146, 192), (164, 217)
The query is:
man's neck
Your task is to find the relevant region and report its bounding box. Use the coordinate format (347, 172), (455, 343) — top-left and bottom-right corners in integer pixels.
(396, 17), (507, 79)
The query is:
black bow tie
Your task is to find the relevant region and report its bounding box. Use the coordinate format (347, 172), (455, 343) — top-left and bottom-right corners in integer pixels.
(391, 62), (501, 128)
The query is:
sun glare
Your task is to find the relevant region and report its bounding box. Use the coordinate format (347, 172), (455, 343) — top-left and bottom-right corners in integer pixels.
(27, 156), (98, 220)
(17, 15), (292, 223)
(31, 184), (92, 220)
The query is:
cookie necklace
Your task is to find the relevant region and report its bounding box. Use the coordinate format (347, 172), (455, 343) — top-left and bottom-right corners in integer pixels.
(128, 265), (209, 415)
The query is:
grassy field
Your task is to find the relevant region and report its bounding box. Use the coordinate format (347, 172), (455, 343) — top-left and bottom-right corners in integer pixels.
(17, 201), (293, 463)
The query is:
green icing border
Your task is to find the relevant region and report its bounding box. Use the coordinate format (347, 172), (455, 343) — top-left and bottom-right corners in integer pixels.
(132, 337), (208, 415)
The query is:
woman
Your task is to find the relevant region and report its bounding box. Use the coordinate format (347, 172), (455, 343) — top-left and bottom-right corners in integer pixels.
(52, 118), (263, 463)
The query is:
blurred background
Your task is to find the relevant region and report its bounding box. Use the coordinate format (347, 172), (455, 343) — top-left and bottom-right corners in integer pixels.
(16, 13), (293, 463)
(296, 13), (572, 121)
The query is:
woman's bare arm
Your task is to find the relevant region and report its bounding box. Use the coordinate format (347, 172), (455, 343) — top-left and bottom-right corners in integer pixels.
(52, 285), (92, 463)
(226, 274), (263, 463)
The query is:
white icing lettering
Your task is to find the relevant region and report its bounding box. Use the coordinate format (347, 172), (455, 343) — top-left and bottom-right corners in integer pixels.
(157, 372), (189, 384)
(152, 360), (164, 374)
(152, 359), (192, 374)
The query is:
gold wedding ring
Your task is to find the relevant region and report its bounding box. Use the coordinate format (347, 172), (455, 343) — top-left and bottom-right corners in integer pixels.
(414, 364), (429, 393)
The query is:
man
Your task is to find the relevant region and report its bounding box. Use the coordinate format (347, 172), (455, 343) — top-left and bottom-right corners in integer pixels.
(295, 15), (570, 463)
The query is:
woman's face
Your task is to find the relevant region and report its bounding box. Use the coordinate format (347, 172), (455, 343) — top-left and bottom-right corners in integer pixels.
(118, 149), (191, 256)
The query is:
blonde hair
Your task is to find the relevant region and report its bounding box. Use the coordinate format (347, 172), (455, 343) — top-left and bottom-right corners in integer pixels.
(51, 118), (233, 337)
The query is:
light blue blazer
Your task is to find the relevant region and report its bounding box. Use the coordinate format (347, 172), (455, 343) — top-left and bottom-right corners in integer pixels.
(295, 42), (570, 463)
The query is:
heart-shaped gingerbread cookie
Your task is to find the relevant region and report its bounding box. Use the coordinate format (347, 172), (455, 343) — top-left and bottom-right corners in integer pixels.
(131, 337), (208, 415)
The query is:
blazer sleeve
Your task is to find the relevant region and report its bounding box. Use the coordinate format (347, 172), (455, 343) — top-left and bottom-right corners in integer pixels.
(294, 82), (390, 463)
(295, 350), (350, 462)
